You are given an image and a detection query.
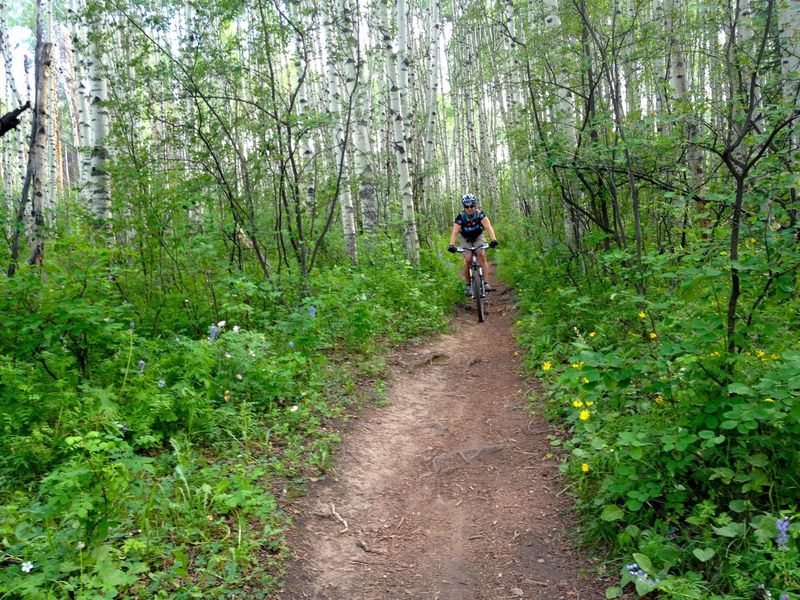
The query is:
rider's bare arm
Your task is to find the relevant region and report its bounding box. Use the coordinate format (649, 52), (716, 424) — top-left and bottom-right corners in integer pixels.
(449, 223), (461, 246)
(481, 216), (497, 243)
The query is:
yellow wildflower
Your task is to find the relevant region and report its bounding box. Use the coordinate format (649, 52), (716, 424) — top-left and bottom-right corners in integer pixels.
(572, 400), (584, 408)
(654, 395), (664, 404)
(581, 463), (590, 473)
(582, 377), (590, 384)
(756, 350), (766, 358)
(589, 331), (596, 337)
(571, 361), (585, 369)
(639, 311), (646, 319)
(585, 401), (594, 407)
(513, 351), (519, 357)
(579, 410), (591, 421)
(542, 361), (552, 371)
(649, 332), (658, 340)
(764, 397), (775, 403)
(224, 390), (232, 402)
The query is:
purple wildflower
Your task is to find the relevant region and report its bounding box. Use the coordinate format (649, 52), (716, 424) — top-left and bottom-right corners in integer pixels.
(129, 321), (135, 329)
(209, 324), (219, 340)
(309, 305), (317, 318)
(289, 341), (295, 348)
(776, 516), (790, 549)
(157, 379), (166, 388)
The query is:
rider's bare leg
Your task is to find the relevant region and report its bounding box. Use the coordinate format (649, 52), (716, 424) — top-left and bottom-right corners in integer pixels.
(463, 254), (471, 283)
(478, 251), (491, 285)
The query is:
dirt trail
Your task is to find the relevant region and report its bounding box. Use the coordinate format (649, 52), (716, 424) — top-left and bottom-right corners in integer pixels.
(277, 284), (608, 600)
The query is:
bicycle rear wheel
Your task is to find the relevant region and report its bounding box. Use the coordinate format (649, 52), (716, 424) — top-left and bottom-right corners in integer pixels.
(472, 272), (485, 322)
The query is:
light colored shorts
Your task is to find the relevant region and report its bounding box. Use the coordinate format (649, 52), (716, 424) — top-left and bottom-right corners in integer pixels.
(459, 233), (487, 253)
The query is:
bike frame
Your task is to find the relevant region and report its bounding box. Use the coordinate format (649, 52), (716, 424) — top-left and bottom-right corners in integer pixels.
(457, 243), (490, 322)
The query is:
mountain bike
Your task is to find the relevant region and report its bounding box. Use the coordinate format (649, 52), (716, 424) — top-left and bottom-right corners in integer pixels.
(457, 243), (491, 323)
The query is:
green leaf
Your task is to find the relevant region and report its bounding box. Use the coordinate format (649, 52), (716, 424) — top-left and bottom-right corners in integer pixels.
(635, 578), (656, 595)
(692, 548), (715, 562)
(633, 552), (655, 573)
(744, 454), (769, 467)
(712, 522), (745, 538)
(605, 586), (623, 599)
(727, 383), (754, 396)
(600, 504), (625, 521)
(729, 500), (748, 513)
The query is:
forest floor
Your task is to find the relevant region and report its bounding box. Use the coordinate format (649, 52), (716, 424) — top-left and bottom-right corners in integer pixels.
(275, 282), (612, 600)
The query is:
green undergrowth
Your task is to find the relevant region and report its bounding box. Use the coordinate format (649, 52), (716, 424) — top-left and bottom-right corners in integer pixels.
(0, 236), (460, 598)
(503, 235), (799, 600)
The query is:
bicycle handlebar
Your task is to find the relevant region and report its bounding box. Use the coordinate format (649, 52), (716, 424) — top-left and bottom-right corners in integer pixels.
(455, 243), (490, 253)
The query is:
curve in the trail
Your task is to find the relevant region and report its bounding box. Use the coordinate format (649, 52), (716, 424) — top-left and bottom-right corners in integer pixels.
(277, 285), (608, 600)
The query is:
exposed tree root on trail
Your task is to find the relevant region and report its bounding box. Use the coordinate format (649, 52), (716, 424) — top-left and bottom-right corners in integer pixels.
(276, 284), (610, 599)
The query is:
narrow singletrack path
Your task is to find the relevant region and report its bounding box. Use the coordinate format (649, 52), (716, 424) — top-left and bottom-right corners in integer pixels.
(277, 284), (607, 599)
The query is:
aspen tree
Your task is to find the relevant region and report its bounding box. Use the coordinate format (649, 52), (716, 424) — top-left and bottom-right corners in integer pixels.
(290, 0), (317, 215)
(652, 0), (669, 132)
(337, 0), (358, 262)
(354, 90), (379, 232)
(87, 34), (110, 228)
(0, 0), (21, 204)
(664, 0), (703, 220)
(422, 0), (441, 217)
(45, 0), (56, 218)
(380, 0), (419, 264)
(29, 40), (53, 266)
(58, 24), (81, 194)
(779, 0), (800, 143)
(67, 0), (91, 204)
(9, 0), (52, 274)
(542, 0), (582, 251)
(1, 3), (29, 189)
(779, 0), (800, 229)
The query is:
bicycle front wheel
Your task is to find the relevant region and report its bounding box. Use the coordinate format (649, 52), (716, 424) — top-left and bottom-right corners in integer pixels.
(472, 272), (485, 322)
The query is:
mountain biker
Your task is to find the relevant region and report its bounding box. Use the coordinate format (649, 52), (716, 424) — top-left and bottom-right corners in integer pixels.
(447, 194), (499, 296)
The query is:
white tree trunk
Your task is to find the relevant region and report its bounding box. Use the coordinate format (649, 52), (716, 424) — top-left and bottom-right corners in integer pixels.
(543, 0), (581, 248)
(780, 0), (800, 142)
(652, 0), (669, 131)
(29, 42), (54, 266)
(87, 39), (111, 227)
(381, 0), (419, 264)
(336, 0), (358, 262)
(0, 0), (23, 204)
(422, 0), (440, 206)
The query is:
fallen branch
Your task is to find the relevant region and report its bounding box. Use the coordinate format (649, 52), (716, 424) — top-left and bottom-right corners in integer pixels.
(331, 503), (348, 533)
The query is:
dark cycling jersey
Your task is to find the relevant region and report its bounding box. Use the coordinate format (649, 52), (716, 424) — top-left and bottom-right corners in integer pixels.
(455, 209), (486, 242)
